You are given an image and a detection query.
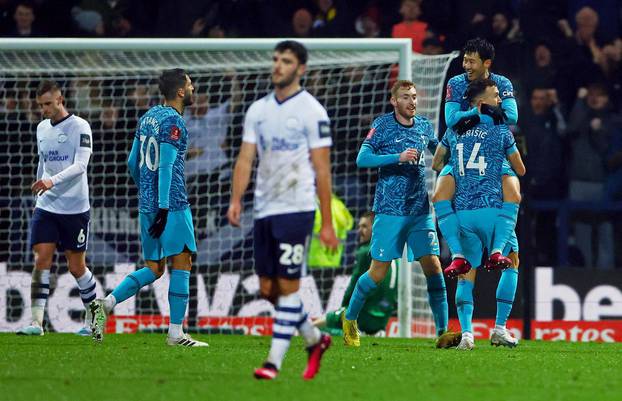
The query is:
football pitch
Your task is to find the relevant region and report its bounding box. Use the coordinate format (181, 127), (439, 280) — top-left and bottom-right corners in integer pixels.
(1, 334), (620, 401)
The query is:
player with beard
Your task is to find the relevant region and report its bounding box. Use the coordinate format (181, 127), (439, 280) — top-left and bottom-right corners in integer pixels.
(227, 41), (339, 380)
(342, 80), (460, 349)
(90, 69), (207, 347)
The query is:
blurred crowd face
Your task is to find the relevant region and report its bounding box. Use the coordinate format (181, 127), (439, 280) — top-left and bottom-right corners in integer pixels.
(492, 13), (508, 36)
(292, 9), (312, 37)
(391, 85), (417, 120)
(534, 44), (552, 68)
(586, 86), (609, 110)
(575, 7), (598, 43)
(399, 0), (421, 23)
(189, 93), (209, 117)
(36, 89), (65, 121)
(462, 52), (489, 81)
(357, 216), (372, 244)
(271, 50), (304, 89)
(14, 4), (35, 30)
(530, 89), (550, 115)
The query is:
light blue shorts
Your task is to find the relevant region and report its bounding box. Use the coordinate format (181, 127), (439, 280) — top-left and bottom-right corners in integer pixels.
(457, 208), (519, 268)
(439, 160), (517, 177)
(370, 213), (440, 262)
(140, 207), (197, 261)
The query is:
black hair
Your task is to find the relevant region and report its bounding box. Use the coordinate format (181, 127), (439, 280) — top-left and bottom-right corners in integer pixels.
(36, 80), (62, 97)
(274, 40), (308, 65)
(158, 68), (187, 101)
(465, 78), (497, 105)
(462, 38), (495, 62)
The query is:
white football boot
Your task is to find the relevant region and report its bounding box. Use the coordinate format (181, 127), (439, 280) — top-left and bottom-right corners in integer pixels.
(456, 332), (474, 350)
(490, 327), (518, 348)
(166, 333), (209, 347)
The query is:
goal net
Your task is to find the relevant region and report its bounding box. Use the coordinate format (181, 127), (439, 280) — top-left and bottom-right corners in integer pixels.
(0, 39), (456, 337)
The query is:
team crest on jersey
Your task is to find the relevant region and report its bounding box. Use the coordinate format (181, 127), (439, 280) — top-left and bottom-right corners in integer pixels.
(57, 133), (67, 143)
(366, 128), (376, 139)
(169, 126), (180, 140)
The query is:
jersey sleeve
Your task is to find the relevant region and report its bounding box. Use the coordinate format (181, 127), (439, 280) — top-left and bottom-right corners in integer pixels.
(76, 119), (93, 154)
(445, 77), (462, 103)
(158, 115), (185, 149)
(305, 103), (332, 149)
(498, 76), (515, 101)
(440, 128), (452, 149)
(242, 101), (260, 144)
(363, 118), (384, 152)
(501, 126), (517, 155)
(425, 119), (439, 153)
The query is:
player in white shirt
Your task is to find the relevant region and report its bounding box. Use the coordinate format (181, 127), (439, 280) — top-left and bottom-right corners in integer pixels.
(227, 41), (339, 381)
(16, 81), (97, 337)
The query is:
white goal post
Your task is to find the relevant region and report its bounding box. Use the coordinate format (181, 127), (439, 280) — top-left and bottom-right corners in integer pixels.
(0, 38), (456, 337)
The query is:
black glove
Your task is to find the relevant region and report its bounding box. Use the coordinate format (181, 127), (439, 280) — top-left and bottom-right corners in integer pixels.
(480, 104), (506, 125)
(453, 114), (480, 135)
(149, 208), (169, 238)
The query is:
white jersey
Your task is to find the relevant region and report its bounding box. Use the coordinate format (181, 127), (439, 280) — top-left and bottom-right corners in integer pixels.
(35, 114), (92, 214)
(243, 89), (332, 219)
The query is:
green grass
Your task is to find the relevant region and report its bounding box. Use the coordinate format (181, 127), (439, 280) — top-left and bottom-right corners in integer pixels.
(1, 333), (620, 401)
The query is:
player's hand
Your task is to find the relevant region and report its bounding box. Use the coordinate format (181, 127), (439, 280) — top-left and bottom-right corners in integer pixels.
(480, 104), (506, 125)
(453, 115), (480, 134)
(227, 201), (242, 227)
(31, 179), (53, 196)
(399, 148), (419, 164)
(148, 208), (169, 238)
(319, 224), (339, 253)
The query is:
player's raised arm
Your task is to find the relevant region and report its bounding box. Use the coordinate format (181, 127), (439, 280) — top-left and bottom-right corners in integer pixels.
(228, 141), (256, 227)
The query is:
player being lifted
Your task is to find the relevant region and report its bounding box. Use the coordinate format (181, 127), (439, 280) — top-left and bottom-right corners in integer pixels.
(439, 79), (525, 350)
(433, 38), (521, 276)
(17, 80), (97, 336)
(227, 40), (339, 380)
(90, 69), (207, 347)
(342, 80), (460, 348)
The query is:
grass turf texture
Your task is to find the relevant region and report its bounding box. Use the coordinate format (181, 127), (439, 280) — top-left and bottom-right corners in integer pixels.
(1, 333), (620, 401)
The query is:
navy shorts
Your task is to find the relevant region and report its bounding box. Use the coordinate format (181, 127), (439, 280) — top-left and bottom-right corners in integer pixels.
(30, 208), (90, 251)
(253, 211), (315, 279)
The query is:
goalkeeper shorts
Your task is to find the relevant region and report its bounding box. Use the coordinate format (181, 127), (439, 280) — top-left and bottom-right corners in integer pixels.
(140, 207), (197, 261)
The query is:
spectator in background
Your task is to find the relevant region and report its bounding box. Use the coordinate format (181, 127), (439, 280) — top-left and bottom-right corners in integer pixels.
(291, 8), (313, 38)
(354, 6), (381, 39)
(567, 83), (617, 269)
(5, 1), (43, 37)
(519, 88), (567, 265)
(312, 0), (354, 37)
(391, 0), (430, 53)
(421, 36), (444, 55)
(597, 38), (622, 108)
(488, 8), (521, 78)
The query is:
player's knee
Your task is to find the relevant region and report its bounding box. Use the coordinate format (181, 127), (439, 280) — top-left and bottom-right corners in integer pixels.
(33, 252), (53, 269)
(420, 256), (442, 276)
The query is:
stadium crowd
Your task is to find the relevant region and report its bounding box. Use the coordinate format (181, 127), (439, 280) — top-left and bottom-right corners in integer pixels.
(1, 0), (622, 269)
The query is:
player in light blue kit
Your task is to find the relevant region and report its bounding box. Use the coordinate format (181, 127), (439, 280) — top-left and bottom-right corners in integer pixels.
(342, 80), (461, 349)
(90, 69), (207, 347)
(432, 38), (522, 276)
(441, 79), (525, 350)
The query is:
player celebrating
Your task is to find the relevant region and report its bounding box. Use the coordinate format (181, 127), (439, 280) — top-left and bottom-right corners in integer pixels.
(342, 80), (459, 348)
(433, 38), (521, 276)
(440, 79), (525, 350)
(90, 69), (207, 347)
(227, 40), (339, 381)
(313, 212), (398, 338)
(16, 80), (96, 337)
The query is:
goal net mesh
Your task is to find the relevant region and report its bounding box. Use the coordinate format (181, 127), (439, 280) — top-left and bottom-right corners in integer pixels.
(0, 45), (456, 336)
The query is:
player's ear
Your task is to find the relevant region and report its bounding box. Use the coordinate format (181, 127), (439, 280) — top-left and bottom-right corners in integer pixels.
(297, 63), (307, 77)
(483, 59), (492, 69)
(390, 96), (397, 108)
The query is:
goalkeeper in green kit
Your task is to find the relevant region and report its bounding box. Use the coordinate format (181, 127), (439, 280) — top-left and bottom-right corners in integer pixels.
(313, 211), (397, 336)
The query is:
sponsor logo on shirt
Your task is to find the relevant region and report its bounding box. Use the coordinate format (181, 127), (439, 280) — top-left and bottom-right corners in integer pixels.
(271, 137), (299, 151)
(502, 90), (514, 98)
(46, 150), (69, 162)
(80, 134), (91, 147)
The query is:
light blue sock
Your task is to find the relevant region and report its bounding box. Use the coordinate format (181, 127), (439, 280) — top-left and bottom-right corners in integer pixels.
(426, 273), (448, 336)
(455, 280), (474, 334)
(345, 271), (377, 321)
(111, 267), (157, 304)
(169, 269), (190, 325)
(495, 268), (518, 326)
(492, 202), (519, 253)
(433, 200), (464, 257)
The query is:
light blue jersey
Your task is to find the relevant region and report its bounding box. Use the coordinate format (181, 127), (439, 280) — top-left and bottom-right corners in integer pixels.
(445, 116), (517, 211)
(446, 72), (514, 110)
(134, 105), (189, 213)
(364, 112), (438, 216)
